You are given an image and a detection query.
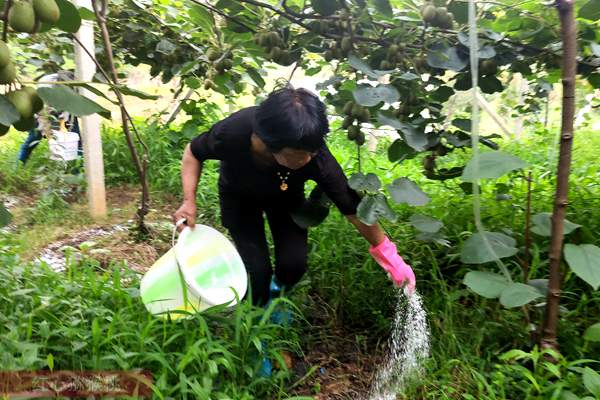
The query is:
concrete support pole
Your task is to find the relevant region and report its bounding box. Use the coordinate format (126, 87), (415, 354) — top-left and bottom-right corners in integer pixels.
(73, 0), (107, 218)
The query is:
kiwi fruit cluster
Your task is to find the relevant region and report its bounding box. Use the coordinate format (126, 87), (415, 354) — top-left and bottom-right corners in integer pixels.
(202, 48), (234, 89)
(1, 85), (44, 135)
(7, 0), (61, 34)
(420, 3), (455, 29)
(253, 32), (294, 65)
(341, 100), (370, 145)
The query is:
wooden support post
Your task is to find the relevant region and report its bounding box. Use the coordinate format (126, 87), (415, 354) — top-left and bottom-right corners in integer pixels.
(73, 0), (107, 218)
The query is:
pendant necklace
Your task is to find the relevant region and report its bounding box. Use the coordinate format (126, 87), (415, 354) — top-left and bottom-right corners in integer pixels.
(277, 171), (290, 191)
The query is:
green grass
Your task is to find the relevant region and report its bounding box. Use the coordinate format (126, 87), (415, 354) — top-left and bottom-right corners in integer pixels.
(0, 247), (305, 399)
(1, 115), (599, 399)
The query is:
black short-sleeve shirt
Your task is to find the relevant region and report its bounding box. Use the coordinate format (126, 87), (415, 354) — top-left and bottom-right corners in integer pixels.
(190, 106), (361, 215)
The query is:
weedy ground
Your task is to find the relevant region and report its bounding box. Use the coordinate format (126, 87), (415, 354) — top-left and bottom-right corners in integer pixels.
(0, 119), (598, 399)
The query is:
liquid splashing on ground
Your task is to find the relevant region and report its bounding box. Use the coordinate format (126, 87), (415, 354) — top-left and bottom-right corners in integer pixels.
(367, 289), (430, 400)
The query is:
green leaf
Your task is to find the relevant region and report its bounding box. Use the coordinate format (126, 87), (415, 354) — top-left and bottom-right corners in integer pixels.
(461, 231), (518, 264)
(387, 177), (430, 206)
(311, 0), (341, 16)
(584, 323), (600, 342)
(398, 72), (419, 80)
(55, 0), (82, 33)
(448, 0), (468, 24)
(372, 0), (393, 17)
(348, 172), (381, 192)
(78, 83), (117, 104)
(463, 271), (510, 299)
(357, 194), (397, 225)
(461, 151), (528, 182)
(530, 212), (581, 237)
(500, 282), (543, 308)
(118, 86), (159, 100)
(353, 84), (399, 107)
(378, 113), (428, 151)
(588, 73), (600, 89)
(430, 85), (455, 102)
(579, 0), (600, 20)
(427, 44), (468, 72)
(560, 390), (580, 400)
(409, 214), (443, 233)
(290, 199), (330, 229)
(348, 54), (383, 79)
(452, 118), (471, 132)
(589, 42), (600, 58)
(189, 4), (216, 33)
(78, 7), (95, 20)
(37, 86), (111, 119)
(246, 68), (266, 88)
(0, 95), (20, 126)
(480, 75), (504, 94)
(156, 39), (177, 55)
(185, 77), (201, 89)
(564, 244), (600, 290)
(583, 367), (600, 398)
(478, 45), (496, 60)
(0, 203), (12, 228)
(388, 139), (417, 162)
(47, 353), (54, 371)
(416, 231), (450, 246)
(527, 279), (549, 296)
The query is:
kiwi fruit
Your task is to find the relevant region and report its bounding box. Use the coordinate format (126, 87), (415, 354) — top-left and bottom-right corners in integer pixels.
(32, 0), (60, 24)
(355, 130), (366, 145)
(347, 125), (360, 140)
(203, 79), (216, 90)
(0, 40), (10, 68)
(0, 61), (16, 84)
(341, 37), (353, 52)
(22, 86), (44, 114)
(480, 59), (497, 75)
(207, 48), (220, 61)
(8, 1), (36, 33)
(343, 101), (353, 115)
(342, 116), (353, 129)
(380, 60), (393, 70)
(421, 4), (437, 23)
(7, 90), (33, 119)
(357, 108), (370, 123)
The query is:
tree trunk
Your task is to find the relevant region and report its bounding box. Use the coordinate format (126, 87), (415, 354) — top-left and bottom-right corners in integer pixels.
(92, 0), (150, 235)
(541, 0), (576, 351)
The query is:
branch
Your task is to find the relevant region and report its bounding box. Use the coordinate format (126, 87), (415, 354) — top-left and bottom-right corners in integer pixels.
(188, 0), (256, 33)
(2, 0), (12, 42)
(70, 33), (148, 154)
(237, 0), (386, 46)
(92, 0), (150, 230)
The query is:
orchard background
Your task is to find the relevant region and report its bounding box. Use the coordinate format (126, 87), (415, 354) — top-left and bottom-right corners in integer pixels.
(0, 0), (599, 398)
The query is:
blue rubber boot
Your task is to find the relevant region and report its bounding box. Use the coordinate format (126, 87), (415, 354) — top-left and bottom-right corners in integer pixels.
(267, 276), (293, 326)
(259, 353), (272, 377)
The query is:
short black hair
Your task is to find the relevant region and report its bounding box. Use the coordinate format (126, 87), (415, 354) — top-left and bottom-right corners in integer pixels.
(253, 86), (329, 152)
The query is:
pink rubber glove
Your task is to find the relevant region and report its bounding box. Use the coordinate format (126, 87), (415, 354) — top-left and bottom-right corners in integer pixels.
(369, 236), (416, 293)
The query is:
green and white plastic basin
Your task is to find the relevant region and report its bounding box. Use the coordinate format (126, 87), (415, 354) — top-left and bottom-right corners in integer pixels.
(140, 224), (247, 319)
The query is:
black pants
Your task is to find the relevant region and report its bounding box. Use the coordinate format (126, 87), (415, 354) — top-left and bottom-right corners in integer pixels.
(220, 193), (308, 306)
